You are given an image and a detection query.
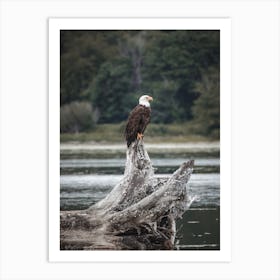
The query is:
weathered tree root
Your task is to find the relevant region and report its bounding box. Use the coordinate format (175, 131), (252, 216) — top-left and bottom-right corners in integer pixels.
(60, 140), (194, 250)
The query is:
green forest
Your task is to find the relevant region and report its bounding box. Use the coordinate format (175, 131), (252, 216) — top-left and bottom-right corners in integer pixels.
(60, 30), (220, 141)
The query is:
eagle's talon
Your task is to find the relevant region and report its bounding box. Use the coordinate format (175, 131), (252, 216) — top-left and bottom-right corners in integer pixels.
(137, 133), (144, 140)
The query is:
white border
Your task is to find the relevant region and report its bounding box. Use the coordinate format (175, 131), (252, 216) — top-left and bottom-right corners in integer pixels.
(49, 18), (231, 262)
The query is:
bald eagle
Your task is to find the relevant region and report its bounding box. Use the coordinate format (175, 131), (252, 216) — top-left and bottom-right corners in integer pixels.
(125, 95), (153, 147)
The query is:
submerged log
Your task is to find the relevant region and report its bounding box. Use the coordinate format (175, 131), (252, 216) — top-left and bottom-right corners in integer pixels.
(60, 139), (194, 250)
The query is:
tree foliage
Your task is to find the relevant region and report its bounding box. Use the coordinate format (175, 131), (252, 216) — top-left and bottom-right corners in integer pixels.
(192, 67), (220, 137)
(60, 30), (220, 138)
(60, 101), (98, 133)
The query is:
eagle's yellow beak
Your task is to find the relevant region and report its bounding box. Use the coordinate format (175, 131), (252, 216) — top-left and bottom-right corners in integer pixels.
(148, 96), (153, 102)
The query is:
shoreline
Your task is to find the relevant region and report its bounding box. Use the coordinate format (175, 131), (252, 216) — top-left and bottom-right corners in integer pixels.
(60, 141), (220, 153)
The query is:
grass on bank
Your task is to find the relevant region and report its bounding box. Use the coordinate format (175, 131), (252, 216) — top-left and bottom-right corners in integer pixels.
(60, 123), (218, 143)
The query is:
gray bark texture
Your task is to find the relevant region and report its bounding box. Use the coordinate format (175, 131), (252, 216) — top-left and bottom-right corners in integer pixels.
(60, 139), (194, 250)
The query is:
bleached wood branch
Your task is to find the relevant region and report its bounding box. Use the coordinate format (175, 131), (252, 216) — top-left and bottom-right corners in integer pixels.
(60, 139), (194, 250)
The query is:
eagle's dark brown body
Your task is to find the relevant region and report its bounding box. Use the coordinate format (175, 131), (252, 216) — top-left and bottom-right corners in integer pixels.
(125, 104), (151, 147)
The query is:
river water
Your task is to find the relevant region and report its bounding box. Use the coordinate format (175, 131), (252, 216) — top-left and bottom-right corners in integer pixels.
(60, 143), (220, 250)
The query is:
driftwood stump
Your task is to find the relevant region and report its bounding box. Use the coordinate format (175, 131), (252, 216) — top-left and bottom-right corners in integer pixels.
(60, 140), (194, 250)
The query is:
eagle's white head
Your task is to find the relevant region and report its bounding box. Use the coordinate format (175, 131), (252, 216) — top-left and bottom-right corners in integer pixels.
(139, 95), (153, 107)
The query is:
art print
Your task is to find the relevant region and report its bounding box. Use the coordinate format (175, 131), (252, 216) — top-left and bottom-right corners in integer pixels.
(49, 18), (231, 262)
